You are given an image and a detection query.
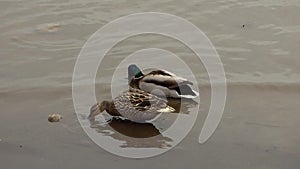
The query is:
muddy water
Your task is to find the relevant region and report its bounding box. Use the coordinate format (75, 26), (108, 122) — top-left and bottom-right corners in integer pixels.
(0, 0), (300, 168)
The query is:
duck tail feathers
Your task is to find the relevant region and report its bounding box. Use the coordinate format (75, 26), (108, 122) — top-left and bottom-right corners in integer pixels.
(157, 106), (175, 113)
(179, 89), (199, 99)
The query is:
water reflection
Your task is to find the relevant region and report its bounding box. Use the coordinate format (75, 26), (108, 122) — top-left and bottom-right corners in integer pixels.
(90, 118), (173, 148)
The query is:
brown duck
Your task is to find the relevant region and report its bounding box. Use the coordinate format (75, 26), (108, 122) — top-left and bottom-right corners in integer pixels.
(88, 88), (175, 123)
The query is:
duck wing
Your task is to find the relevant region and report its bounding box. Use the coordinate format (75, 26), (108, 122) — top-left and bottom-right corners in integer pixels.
(143, 69), (193, 88)
(113, 88), (175, 122)
(140, 69), (199, 98)
(126, 88), (170, 111)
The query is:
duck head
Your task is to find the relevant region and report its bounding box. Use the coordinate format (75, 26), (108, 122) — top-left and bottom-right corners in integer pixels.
(128, 64), (144, 83)
(88, 101), (110, 120)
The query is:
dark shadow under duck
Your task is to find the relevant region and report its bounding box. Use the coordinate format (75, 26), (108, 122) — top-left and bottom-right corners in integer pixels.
(90, 118), (173, 148)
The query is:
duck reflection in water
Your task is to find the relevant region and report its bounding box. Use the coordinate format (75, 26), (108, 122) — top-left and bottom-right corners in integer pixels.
(89, 118), (173, 148)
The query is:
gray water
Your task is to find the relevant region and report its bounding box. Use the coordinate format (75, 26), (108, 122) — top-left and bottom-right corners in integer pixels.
(0, 0), (300, 169)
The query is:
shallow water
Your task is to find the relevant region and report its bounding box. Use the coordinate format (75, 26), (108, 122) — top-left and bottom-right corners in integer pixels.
(0, 0), (300, 168)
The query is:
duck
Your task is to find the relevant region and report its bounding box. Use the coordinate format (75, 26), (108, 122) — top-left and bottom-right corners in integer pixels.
(128, 64), (199, 99)
(88, 88), (175, 123)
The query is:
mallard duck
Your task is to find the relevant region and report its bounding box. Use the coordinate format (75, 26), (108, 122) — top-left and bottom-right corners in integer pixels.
(88, 88), (175, 123)
(128, 64), (199, 99)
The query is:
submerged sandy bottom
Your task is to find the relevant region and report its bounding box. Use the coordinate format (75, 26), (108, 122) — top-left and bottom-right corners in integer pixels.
(0, 84), (299, 169)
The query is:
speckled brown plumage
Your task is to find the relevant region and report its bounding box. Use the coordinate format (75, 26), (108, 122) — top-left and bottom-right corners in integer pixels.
(88, 88), (175, 123)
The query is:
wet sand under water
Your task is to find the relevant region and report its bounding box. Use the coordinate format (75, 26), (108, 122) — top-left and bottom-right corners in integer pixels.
(0, 84), (299, 169)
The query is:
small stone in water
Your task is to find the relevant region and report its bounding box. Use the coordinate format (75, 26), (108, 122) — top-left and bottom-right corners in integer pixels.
(48, 114), (62, 122)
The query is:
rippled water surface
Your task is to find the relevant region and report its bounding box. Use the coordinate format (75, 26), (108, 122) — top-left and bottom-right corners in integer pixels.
(0, 0), (300, 168)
